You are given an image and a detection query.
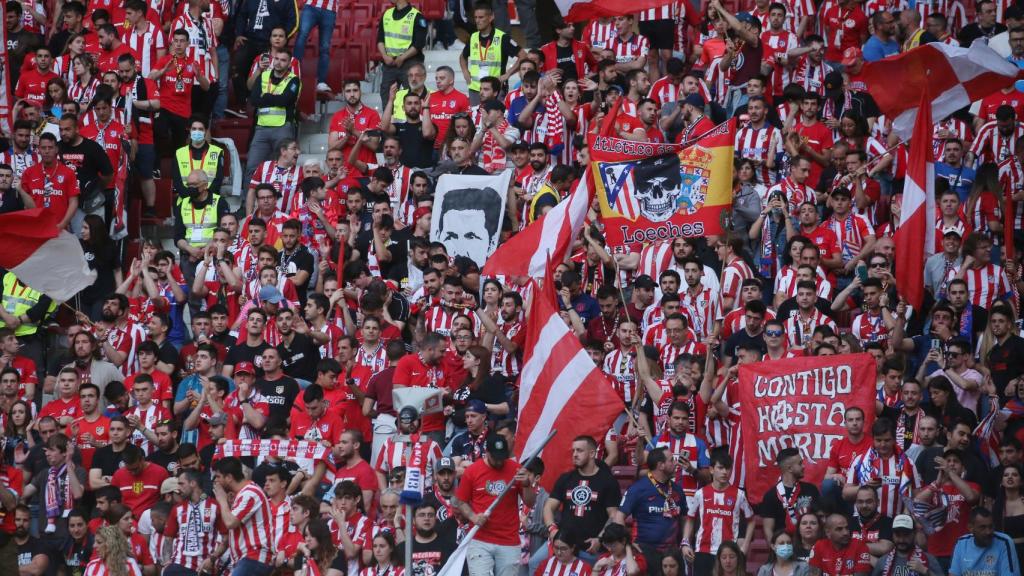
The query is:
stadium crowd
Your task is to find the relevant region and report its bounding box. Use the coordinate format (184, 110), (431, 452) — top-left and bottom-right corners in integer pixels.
(4, 0), (1024, 574)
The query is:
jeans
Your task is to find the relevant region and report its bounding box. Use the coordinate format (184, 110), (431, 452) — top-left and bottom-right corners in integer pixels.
(163, 564), (200, 576)
(231, 558), (275, 576)
(467, 539), (520, 576)
(514, 0), (540, 47)
(215, 44), (229, 118)
(244, 125), (296, 181)
(294, 5), (336, 84)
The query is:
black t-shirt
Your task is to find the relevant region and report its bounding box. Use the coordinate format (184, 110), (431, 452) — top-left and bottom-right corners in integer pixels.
(422, 492), (460, 543)
(395, 121), (435, 169)
(550, 464), (623, 547)
(723, 330), (766, 361)
(59, 138), (113, 196)
(251, 459), (300, 492)
(411, 534), (457, 576)
(280, 245), (315, 305)
(278, 333), (319, 383)
(147, 448), (179, 475)
(17, 537), (46, 568)
(849, 514), (893, 545)
(0, 188), (26, 214)
(157, 340), (179, 371)
(90, 444), (126, 477)
(257, 375), (300, 426)
(225, 341), (273, 376)
(451, 373), (508, 427)
(555, 44), (578, 81)
(757, 481), (821, 525)
(987, 334), (1024, 401)
(61, 533), (94, 574)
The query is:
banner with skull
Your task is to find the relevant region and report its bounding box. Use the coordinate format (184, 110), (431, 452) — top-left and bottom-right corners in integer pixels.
(591, 120), (735, 248)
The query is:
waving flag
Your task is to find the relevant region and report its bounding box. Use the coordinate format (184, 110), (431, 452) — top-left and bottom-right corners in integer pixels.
(481, 169), (593, 279)
(556, 0), (677, 22)
(0, 209), (96, 301)
(894, 90), (936, 310)
(862, 42), (1019, 139)
(514, 269), (622, 489)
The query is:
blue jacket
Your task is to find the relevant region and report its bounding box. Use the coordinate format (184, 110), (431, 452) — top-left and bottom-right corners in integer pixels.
(235, 0), (298, 43)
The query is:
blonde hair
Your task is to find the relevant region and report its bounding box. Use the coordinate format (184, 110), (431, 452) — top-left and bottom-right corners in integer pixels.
(95, 525), (131, 576)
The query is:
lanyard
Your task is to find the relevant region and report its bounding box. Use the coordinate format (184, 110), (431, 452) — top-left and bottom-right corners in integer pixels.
(189, 146), (210, 173)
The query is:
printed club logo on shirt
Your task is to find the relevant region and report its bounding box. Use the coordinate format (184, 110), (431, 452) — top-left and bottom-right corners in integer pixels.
(133, 481), (145, 494)
(485, 480), (507, 496)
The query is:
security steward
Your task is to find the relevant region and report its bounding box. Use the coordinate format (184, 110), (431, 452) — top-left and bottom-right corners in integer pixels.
(377, 0), (427, 107)
(174, 169), (230, 301)
(172, 116), (225, 198)
(458, 1), (525, 105)
(0, 269), (55, 377)
(528, 164), (575, 224)
(244, 50), (301, 181)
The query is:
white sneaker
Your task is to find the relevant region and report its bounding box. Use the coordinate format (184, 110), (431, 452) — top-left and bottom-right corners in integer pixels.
(316, 82), (332, 92)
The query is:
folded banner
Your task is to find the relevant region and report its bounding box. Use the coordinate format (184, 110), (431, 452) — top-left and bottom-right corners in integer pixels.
(591, 121), (734, 248)
(393, 387), (444, 415)
(214, 439), (329, 475)
(739, 353), (876, 505)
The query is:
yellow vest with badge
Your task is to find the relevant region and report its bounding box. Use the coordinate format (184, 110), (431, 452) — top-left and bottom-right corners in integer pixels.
(382, 6), (421, 58)
(391, 87), (431, 123)
(175, 144), (223, 184)
(467, 28), (505, 92)
(178, 194), (221, 247)
(256, 70), (299, 127)
(0, 272), (48, 337)
(529, 183), (560, 224)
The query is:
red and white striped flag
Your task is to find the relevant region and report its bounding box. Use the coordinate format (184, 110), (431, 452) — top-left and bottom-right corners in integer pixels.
(0, 209), (96, 301)
(862, 42), (1020, 140)
(482, 169), (593, 279)
(514, 270), (623, 489)
(895, 90), (936, 311)
(555, 0), (676, 22)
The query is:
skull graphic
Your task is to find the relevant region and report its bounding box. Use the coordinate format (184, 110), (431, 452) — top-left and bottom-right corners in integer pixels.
(633, 155), (683, 223)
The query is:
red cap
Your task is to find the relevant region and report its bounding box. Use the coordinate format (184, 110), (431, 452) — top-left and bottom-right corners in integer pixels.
(841, 47), (862, 67)
(234, 361), (256, 375)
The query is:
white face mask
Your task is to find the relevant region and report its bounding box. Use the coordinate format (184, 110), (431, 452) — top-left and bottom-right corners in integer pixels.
(775, 543), (794, 560)
(190, 130), (205, 144)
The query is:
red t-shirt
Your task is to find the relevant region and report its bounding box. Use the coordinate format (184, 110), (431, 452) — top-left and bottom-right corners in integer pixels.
(125, 370), (174, 404)
(822, 5), (867, 62)
(979, 90), (1024, 123)
(289, 410), (346, 445)
(328, 105), (382, 172)
(927, 481), (980, 556)
(11, 356), (38, 388)
(111, 462), (170, 517)
(800, 224), (840, 261)
(826, 434), (872, 478)
(96, 44), (135, 74)
(14, 69), (58, 105)
(809, 538), (872, 576)
(330, 459), (379, 494)
(428, 89), (470, 149)
(794, 120), (834, 187)
(20, 162), (80, 222)
(39, 396), (81, 423)
(454, 458), (523, 546)
(152, 54), (201, 118)
(393, 355), (446, 433)
(66, 414), (111, 471)
(0, 467), (24, 534)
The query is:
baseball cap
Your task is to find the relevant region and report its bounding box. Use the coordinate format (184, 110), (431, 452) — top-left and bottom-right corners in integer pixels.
(258, 285), (284, 304)
(830, 186), (852, 198)
(634, 274), (657, 290)
(435, 457), (456, 473)
(735, 11), (757, 24)
(160, 477), (180, 495)
(892, 514), (915, 531)
(683, 93), (705, 108)
(824, 70), (845, 95)
(841, 46), (862, 67)
(234, 361), (256, 376)
(942, 226), (963, 238)
(486, 434), (510, 459)
(465, 399), (488, 415)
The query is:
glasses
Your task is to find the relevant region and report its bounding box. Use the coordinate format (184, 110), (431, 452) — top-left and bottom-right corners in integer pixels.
(869, 262), (889, 269)
(765, 329), (784, 337)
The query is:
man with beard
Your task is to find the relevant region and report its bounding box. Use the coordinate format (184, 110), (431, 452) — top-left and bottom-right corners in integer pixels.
(147, 420), (181, 473)
(760, 447), (822, 541)
(535, 435), (620, 571)
(411, 501), (456, 576)
(275, 308), (320, 384)
(871, 515), (943, 576)
(222, 310), (273, 378)
(478, 292), (525, 382)
(255, 347), (300, 427)
(423, 458), (461, 542)
(13, 505), (47, 574)
(278, 219), (316, 305)
(810, 513), (872, 576)
(328, 80), (382, 175)
(0, 121), (40, 182)
(393, 334), (447, 444)
(948, 508), (1018, 576)
(849, 486), (894, 560)
(330, 430), (378, 508)
(19, 133), (79, 231)
(382, 89), (435, 169)
(66, 383), (110, 472)
(375, 406), (442, 492)
(968, 104), (1024, 166)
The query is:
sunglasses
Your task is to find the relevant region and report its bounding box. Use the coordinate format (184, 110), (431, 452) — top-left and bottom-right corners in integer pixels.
(869, 262), (889, 268)
(765, 329), (784, 337)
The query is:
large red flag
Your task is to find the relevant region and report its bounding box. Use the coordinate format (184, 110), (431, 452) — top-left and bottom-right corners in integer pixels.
(555, 0), (676, 22)
(0, 209), (96, 301)
(895, 90), (935, 310)
(514, 270), (622, 489)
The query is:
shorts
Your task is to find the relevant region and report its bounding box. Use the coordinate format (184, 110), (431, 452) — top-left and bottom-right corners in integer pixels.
(638, 19), (675, 51)
(134, 143), (155, 179)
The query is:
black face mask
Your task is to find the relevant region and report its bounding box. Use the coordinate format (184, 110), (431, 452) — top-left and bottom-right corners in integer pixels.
(186, 186), (200, 196)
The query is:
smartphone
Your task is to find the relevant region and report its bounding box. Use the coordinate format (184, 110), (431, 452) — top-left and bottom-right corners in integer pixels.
(930, 339), (942, 352)
(856, 264), (869, 283)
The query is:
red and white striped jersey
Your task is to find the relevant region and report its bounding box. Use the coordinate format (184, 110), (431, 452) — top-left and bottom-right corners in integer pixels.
(315, 322), (345, 359)
(648, 76), (681, 108)
(355, 342), (388, 376)
(229, 237), (258, 281)
(970, 121), (1024, 166)
(783, 0), (815, 31)
(963, 263), (1013, 310)
(167, 498), (223, 571)
(689, 484), (754, 554)
(491, 319), (524, 378)
(583, 19), (616, 49)
(602, 349), (637, 404)
(128, 403), (171, 455)
(269, 496), (293, 547)
(784, 310), (838, 347)
(149, 529), (173, 568)
(766, 177), (814, 217)
(705, 57), (733, 106)
(329, 513), (371, 576)
(637, 240), (673, 280)
(423, 305), (457, 337)
(536, 557), (593, 576)
(68, 77), (101, 107)
(680, 286), (722, 340)
(374, 435), (442, 487)
(966, 191), (1001, 241)
(774, 266), (833, 300)
(0, 148), (39, 179)
(735, 123), (782, 185)
(720, 257), (755, 306)
(606, 34), (650, 65)
(934, 117), (971, 159)
(53, 55), (80, 87)
(106, 321), (148, 378)
(850, 310), (890, 346)
(999, 156), (1024, 228)
(122, 22), (167, 75)
(793, 57), (831, 96)
(825, 212), (874, 264)
(84, 559), (143, 576)
(250, 162), (304, 213)
(639, 3), (675, 20)
(760, 30), (800, 96)
(721, 307), (777, 339)
(305, 0), (337, 11)
(643, 321), (668, 349)
(846, 451), (908, 518)
(659, 340), (705, 377)
(170, 9), (218, 80)
(226, 483), (275, 564)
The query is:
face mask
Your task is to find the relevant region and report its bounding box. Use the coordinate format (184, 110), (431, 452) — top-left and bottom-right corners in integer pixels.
(190, 130), (205, 144)
(775, 543), (793, 560)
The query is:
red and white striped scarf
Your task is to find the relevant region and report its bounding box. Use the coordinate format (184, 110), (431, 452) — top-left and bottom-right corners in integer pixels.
(215, 439), (328, 461)
(524, 92), (565, 152)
